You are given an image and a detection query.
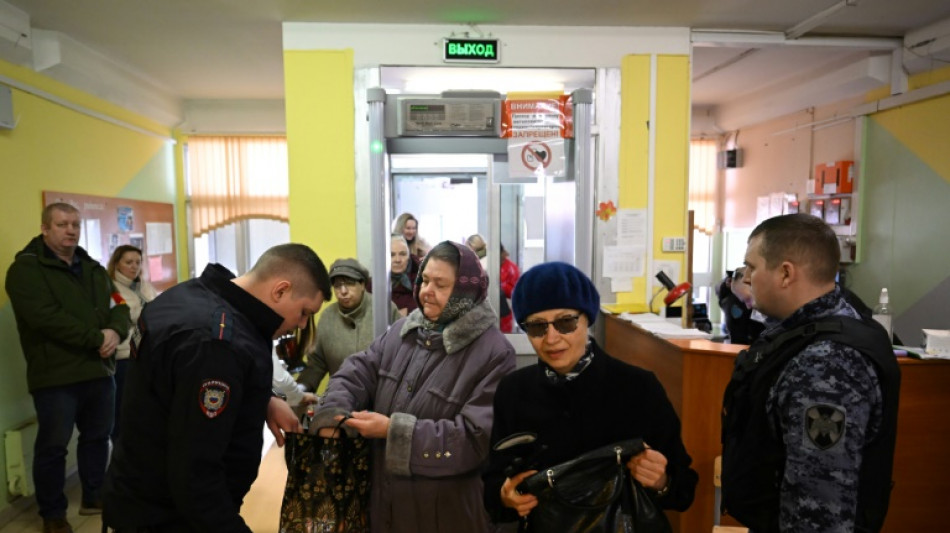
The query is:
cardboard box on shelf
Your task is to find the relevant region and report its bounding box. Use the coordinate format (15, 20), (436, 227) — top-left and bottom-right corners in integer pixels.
(813, 164), (826, 194)
(817, 160), (854, 194)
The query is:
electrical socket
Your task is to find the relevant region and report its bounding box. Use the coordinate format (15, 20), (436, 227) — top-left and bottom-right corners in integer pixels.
(652, 260), (681, 287)
(661, 237), (687, 253)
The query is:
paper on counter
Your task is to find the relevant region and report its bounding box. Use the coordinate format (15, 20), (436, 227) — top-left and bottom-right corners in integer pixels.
(923, 329), (950, 357)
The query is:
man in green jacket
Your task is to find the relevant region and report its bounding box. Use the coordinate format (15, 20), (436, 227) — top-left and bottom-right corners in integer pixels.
(5, 202), (131, 533)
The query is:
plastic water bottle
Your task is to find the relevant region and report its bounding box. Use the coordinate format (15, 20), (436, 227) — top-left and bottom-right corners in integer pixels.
(872, 288), (893, 342)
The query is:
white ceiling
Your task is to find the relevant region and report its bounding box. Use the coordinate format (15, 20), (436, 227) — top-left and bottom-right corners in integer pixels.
(3, 0), (950, 128)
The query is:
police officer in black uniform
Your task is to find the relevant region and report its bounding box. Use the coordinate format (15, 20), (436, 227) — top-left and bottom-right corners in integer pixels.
(717, 266), (765, 345)
(102, 244), (331, 532)
(721, 214), (900, 533)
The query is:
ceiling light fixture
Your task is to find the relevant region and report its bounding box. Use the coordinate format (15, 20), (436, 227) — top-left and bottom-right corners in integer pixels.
(785, 0), (859, 40)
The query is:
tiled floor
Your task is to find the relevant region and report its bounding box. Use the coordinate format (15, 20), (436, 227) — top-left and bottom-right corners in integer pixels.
(1, 432), (287, 533)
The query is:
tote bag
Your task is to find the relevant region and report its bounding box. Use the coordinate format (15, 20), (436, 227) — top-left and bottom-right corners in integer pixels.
(279, 420), (371, 533)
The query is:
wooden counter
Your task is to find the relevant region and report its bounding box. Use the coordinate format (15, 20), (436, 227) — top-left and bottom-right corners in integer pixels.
(604, 313), (950, 533)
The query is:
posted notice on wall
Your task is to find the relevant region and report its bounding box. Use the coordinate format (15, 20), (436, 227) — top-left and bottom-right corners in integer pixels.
(145, 222), (174, 256)
(616, 209), (647, 243)
(603, 245), (645, 279)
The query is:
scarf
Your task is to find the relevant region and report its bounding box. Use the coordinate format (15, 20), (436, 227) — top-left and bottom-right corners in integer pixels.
(414, 241), (488, 327)
(540, 338), (595, 384)
(391, 269), (412, 291)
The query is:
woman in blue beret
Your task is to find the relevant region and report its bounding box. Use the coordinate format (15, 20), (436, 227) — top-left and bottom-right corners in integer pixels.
(482, 262), (698, 529)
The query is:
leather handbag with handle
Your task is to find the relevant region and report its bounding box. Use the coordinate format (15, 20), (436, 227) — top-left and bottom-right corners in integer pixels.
(515, 438), (672, 533)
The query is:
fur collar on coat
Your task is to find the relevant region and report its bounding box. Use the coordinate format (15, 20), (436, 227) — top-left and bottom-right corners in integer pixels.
(400, 299), (497, 355)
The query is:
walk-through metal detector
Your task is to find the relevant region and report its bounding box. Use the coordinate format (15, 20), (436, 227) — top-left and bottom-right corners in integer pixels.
(367, 88), (594, 345)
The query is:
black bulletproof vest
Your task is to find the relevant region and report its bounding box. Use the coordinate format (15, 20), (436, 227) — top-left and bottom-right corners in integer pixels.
(720, 316), (901, 533)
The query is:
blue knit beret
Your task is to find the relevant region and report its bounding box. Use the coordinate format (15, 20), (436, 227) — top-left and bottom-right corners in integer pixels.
(511, 262), (600, 326)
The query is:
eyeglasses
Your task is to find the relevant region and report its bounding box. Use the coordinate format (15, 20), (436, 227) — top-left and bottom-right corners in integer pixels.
(332, 278), (359, 290)
(520, 315), (581, 338)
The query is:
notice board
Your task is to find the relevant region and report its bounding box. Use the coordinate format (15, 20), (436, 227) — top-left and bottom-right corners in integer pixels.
(43, 191), (177, 291)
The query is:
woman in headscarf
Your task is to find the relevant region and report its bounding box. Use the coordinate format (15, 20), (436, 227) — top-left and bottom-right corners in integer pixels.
(315, 241), (516, 533)
(390, 234), (419, 316)
(483, 262), (698, 530)
(393, 212), (431, 259)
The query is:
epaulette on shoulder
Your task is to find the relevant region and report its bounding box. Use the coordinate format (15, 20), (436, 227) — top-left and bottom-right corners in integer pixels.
(210, 306), (234, 343)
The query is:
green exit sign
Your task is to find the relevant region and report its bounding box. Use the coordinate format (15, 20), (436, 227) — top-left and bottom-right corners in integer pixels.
(443, 38), (500, 63)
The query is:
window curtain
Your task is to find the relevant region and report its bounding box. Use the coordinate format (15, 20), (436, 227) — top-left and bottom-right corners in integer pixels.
(187, 136), (289, 237)
(689, 139), (718, 236)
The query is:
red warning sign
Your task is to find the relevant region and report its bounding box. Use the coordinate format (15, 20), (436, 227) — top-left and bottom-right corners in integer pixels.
(501, 96), (573, 138)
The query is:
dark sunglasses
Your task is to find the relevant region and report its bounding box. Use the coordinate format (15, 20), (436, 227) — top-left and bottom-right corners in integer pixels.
(521, 315), (581, 338)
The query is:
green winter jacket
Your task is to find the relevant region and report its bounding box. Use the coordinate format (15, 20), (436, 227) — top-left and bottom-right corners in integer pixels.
(297, 292), (401, 391)
(5, 236), (131, 392)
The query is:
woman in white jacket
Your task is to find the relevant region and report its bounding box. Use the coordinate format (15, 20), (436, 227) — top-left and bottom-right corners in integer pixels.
(273, 315), (318, 408)
(107, 245), (159, 439)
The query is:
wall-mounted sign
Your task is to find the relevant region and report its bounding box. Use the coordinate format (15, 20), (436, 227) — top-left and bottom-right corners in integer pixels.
(443, 38), (500, 63)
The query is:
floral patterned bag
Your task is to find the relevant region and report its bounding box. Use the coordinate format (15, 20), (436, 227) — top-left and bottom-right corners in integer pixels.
(279, 418), (371, 533)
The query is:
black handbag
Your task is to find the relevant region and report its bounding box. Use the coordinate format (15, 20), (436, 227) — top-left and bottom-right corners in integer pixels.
(516, 438), (672, 533)
(279, 417), (371, 533)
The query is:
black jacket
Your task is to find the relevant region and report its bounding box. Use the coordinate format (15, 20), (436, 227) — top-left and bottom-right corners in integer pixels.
(483, 340), (698, 525)
(102, 264), (283, 532)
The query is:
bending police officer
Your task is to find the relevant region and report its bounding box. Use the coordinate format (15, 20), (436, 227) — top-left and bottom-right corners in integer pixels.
(102, 244), (331, 532)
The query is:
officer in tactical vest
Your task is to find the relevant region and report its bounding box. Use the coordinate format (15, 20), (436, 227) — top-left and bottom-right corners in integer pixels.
(721, 213), (900, 533)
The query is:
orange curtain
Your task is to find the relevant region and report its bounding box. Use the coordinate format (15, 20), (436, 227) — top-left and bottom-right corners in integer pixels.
(187, 136), (289, 237)
(689, 139), (718, 236)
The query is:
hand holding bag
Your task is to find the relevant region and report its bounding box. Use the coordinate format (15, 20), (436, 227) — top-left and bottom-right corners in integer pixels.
(279, 416), (371, 533)
(515, 438), (672, 533)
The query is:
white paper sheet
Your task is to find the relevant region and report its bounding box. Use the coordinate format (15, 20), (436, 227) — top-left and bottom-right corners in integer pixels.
(603, 245), (644, 278)
(610, 276), (633, 292)
(616, 209), (647, 243)
(146, 222), (173, 255)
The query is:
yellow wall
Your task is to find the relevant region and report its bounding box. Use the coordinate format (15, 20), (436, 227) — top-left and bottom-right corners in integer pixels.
(0, 58), (178, 516)
(284, 50), (356, 262)
(616, 54), (691, 306)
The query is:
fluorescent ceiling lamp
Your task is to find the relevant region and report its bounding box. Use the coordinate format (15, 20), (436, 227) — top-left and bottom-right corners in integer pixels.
(786, 0), (858, 40)
(402, 71), (565, 94)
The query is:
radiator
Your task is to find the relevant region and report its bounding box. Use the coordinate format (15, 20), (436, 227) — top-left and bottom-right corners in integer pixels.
(4, 419), (38, 497)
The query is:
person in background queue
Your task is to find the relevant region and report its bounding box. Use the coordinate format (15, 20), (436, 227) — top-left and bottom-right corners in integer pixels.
(717, 266), (765, 345)
(297, 258), (401, 393)
(101, 244), (331, 533)
(5, 202), (132, 533)
(272, 315), (318, 409)
(393, 212), (430, 259)
(106, 244), (159, 440)
(390, 234), (419, 316)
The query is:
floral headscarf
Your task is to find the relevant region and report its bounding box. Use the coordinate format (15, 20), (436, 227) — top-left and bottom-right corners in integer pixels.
(413, 241), (488, 326)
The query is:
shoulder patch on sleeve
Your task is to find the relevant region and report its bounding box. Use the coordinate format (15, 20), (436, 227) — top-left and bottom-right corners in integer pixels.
(199, 379), (231, 419)
(209, 306), (233, 342)
(804, 403), (846, 450)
